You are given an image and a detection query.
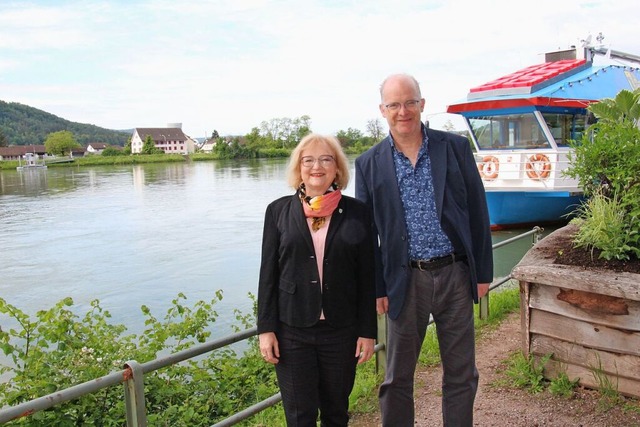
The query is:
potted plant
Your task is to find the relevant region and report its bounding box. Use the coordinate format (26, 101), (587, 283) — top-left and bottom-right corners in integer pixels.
(511, 88), (640, 399)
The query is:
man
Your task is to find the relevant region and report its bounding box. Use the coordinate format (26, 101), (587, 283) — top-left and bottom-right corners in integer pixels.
(355, 73), (493, 426)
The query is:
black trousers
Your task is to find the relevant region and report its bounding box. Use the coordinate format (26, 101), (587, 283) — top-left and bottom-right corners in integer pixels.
(275, 321), (358, 427)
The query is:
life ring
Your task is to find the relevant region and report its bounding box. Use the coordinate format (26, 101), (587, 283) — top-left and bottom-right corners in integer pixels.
(525, 153), (551, 180)
(477, 156), (499, 180)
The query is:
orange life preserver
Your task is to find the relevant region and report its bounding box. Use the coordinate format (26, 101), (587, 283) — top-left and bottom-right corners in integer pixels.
(525, 153), (551, 180)
(477, 155), (499, 180)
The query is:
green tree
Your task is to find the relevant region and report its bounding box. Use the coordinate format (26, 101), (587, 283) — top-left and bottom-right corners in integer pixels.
(336, 127), (364, 148)
(123, 138), (132, 155)
(44, 130), (81, 156)
(0, 128), (8, 147)
(141, 135), (163, 155)
(259, 115), (311, 148)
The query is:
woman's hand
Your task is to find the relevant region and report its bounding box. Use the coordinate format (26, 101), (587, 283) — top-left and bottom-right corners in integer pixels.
(355, 337), (375, 365)
(259, 332), (280, 364)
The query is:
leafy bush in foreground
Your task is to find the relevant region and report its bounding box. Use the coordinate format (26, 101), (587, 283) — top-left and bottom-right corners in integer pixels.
(566, 89), (640, 260)
(0, 293), (278, 426)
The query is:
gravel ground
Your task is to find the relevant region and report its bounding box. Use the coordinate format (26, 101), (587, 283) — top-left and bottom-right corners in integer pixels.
(349, 311), (640, 426)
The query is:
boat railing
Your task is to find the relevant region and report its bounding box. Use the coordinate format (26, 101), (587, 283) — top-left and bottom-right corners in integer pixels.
(475, 151), (581, 191)
(0, 227), (545, 426)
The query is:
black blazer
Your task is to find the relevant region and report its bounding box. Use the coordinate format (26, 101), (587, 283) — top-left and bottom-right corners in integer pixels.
(355, 126), (494, 320)
(257, 193), (377, 339)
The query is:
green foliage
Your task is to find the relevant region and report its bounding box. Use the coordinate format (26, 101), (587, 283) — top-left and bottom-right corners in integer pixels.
(0, 293), (280, 426)
(0, 128), (7, 147)
(504, 352), (551, 394)
(0, 100), (130, 146)
(571, 192), (640, 260)
(549, 371), (579, 398)
(589, 355), (622, 412)
(565, 89), (640, 260)
(141, 135), (164, 155)
(211, 137), (256, 159)
(44, 130), (81, 156)
(100, 147), (126, 156)
(258, 116), (311, 149)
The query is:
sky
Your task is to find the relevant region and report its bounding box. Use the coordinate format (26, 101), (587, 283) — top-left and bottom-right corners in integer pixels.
(1, 0), (639, 139)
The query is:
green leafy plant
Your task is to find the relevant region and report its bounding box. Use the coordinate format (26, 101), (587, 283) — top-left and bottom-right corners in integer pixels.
(571, 191), (639, 260)
(549, 371), (579, 398)
(565, 88), (640, 260)
(504, 352), (551, 394)
(0, 293), (279, 426)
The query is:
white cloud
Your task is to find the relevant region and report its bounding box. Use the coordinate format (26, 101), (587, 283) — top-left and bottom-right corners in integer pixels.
(1, 0), (639, 137)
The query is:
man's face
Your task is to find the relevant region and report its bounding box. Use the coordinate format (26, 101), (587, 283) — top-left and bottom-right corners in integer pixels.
(379, 76), (424, 139)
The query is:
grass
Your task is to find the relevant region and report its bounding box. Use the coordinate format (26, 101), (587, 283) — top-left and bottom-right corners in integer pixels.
(504, 352), (551, 394)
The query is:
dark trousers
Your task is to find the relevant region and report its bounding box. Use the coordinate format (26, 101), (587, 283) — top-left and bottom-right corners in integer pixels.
(379, 261), (479, 427)
(275, 321), (358, 427)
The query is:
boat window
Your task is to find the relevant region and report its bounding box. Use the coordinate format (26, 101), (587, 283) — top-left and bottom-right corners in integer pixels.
(468, 113), (551, 150)
(541, 112), (591, 147)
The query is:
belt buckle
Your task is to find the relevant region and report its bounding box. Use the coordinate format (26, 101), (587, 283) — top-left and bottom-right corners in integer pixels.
(418, 257), (438, 271)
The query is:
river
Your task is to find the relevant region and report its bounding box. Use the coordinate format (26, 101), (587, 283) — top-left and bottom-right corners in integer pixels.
(0, 158), (544, 339)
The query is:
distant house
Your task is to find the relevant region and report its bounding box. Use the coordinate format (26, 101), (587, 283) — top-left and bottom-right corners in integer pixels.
(71, 146), (87, 157)
(130, 124), (196, 154)
(200, 138), (217, 153)
(0, 145), (47, 161)
(86, 142), (108, 154)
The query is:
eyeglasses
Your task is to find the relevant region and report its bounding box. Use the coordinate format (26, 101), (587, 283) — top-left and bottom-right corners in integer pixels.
(384, 99), (421, 112)
(300, 155), (335, 168)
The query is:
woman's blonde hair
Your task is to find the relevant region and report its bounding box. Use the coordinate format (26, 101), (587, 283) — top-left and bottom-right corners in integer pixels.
(286, 133), (350, 190)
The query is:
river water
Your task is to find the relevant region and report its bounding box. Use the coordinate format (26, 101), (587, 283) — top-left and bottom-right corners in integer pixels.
(0, 159), (542, 339)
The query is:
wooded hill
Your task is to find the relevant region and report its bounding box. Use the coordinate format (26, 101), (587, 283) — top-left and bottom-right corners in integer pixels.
(0, 100), (130, 147)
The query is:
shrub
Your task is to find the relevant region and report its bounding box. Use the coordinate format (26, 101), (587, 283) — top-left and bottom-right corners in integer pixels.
(0, 293), (279, 426)
(565, 89), (640, 260)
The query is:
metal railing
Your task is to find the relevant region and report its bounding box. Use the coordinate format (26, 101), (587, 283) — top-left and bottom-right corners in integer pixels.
(0, 226), (544, 426)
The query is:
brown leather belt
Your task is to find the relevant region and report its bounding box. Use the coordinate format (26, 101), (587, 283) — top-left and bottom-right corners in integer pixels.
(410, 253), (467, 271)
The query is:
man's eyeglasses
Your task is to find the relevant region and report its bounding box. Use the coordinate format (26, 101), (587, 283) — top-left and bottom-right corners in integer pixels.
(384, 99), (421, 112)
(301, 155), (335, 168)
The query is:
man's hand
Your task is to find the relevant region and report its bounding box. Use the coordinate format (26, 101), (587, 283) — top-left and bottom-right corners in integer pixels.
(376, 297), (389, 315)
(478, 283), (490, 299)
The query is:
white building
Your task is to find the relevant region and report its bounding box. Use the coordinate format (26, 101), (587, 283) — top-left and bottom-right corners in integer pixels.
(131, 123), (197, 154)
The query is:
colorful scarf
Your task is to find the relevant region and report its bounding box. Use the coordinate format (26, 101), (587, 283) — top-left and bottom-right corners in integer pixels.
(299, 183), (342, 231)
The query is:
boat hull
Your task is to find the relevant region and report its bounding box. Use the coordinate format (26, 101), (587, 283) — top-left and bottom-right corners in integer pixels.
(486, 191), (584, 230)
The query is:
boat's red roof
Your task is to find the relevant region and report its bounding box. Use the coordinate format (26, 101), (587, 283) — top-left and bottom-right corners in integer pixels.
(447, 58), (640, 114)
(470, 59), (587, 92)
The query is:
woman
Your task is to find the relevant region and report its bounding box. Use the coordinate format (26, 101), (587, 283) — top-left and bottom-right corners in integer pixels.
(257, 133), (377, 426)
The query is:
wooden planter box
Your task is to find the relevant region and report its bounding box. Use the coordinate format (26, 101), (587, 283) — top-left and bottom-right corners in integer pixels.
(512, 224), (640, 398)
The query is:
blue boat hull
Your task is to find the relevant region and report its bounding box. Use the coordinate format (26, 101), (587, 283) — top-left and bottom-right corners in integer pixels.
(486, 191), (584, 230)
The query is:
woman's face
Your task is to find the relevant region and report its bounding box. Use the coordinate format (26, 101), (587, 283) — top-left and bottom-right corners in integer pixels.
(299, 141), (338, 197)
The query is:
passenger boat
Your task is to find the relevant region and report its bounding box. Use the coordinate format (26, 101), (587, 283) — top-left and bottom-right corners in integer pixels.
(446, 38), (640, 230)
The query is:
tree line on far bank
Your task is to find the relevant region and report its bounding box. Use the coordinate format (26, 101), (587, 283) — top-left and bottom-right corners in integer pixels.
(3, 112), (389, 160)
(0, 100), (130, 147)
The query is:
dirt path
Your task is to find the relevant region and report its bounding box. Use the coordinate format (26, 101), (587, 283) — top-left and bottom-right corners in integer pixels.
(349, 311), (640, 426)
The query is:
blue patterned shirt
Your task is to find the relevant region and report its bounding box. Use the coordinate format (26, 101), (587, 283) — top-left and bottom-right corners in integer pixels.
(389, 129), (453, 260)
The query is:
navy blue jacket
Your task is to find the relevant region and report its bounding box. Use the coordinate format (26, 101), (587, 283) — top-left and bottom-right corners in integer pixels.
(355, 127), (493, 320)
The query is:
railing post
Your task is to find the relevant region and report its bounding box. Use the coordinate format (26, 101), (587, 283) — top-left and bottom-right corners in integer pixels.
(123, 360), (148, 427)
(479, 293), (490, 320)
(376, 314), (387, 374)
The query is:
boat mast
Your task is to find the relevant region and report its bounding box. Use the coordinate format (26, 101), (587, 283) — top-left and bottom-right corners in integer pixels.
(582, 32), (640, 66)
